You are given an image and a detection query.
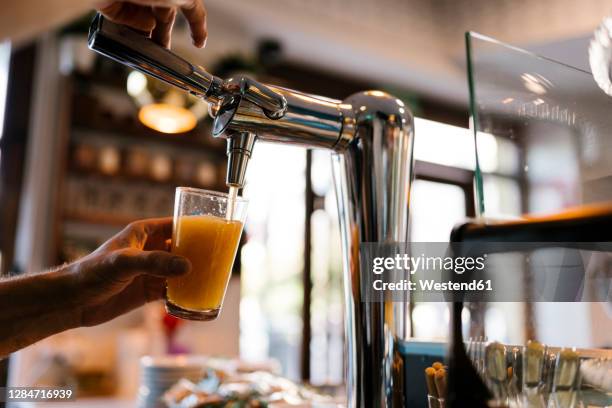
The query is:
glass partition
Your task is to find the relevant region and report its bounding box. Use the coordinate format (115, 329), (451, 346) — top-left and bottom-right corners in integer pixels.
(467, 32), (612, 218)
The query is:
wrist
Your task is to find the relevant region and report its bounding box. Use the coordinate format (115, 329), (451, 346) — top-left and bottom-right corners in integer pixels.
(44, 263), (83, 330)
(0, 265), (82, 355)
(0, 265), (82, 328)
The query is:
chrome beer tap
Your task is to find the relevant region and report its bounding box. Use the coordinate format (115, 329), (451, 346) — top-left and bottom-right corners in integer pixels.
(89, 14), (415, 407)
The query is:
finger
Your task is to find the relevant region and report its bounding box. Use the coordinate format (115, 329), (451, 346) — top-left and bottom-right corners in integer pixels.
(107, 248), (191, 280)
(142, 217), (173, 243)
(180, 0), (207, 48)
(97, 222), (147, 252)
(101, 218), (173, 252)
(152, 7), (177, 48)
(143, 217), (174, 250)
(99, 3), (157, 33)
(100, 0), (187, 6)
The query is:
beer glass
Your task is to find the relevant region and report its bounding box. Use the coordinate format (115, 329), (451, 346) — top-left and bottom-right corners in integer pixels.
(165, 187), (248, 321)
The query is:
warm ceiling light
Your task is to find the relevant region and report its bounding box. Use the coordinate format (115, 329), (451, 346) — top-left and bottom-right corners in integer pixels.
(138, 103), (197, 134)
(126, 70), (207, 134)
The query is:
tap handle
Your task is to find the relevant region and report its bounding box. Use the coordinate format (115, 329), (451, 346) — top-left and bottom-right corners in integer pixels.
(88, 13), (217, 98)
(237, 77), (287, 118)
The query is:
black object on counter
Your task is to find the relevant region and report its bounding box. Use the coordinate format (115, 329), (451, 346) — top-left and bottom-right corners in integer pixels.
(447, 299), (491, 407)
(451, 204), (612, 244)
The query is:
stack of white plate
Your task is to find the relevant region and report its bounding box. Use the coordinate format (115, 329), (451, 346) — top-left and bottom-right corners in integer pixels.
(137, 355), (206, 408)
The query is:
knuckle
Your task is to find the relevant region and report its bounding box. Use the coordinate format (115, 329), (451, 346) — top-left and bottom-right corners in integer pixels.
(127, 221), (147, 242)
(109, 248), (136, 267)
(107, 250), (126, 267)
(128, 220), (145, 231)
(125, 221), (138, 233)
(145, 251), (168, 267)
(158, 8), (176, 22)
(69, 259), (83, 276)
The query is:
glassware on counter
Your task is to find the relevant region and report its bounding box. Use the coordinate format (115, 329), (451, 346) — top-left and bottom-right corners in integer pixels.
(581, 357), (612, 394)
(485, 342), (509, 402)
(138, 355), (207, 408)
(522, 340), (547, 408)
(462, 337), (612, 408)
(507, 346), (522, 399)
(428, 394), (446, 408)
(580, 357), (612, 407)
(548, 349), (581, 408)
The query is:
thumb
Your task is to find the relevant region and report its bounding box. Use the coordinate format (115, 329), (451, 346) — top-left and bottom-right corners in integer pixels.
(106, 248), (191, 279)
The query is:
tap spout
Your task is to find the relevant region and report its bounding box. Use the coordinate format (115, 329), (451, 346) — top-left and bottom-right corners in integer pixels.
(225, 131), (256, 188)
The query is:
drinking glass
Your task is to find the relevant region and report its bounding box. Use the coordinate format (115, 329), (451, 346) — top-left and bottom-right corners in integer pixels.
(165, 187), (248, 321)
(427, 395), (445, 408)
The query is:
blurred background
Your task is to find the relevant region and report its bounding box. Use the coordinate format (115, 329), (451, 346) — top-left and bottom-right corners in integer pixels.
(0, 0), (611, 403)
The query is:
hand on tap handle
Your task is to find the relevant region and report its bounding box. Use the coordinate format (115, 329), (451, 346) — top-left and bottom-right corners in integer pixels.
(96, 0), (207, 48)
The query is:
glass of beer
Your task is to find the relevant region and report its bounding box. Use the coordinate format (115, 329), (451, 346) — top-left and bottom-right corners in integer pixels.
(165, 187), (248, 321)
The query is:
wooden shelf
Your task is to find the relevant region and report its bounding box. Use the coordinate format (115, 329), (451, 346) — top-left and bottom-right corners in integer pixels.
(65, 169), (227, 193)
(71, 124), (225, 154)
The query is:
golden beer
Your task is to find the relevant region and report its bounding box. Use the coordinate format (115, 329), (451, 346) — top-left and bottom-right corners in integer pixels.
(166, 214), (243, 319)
